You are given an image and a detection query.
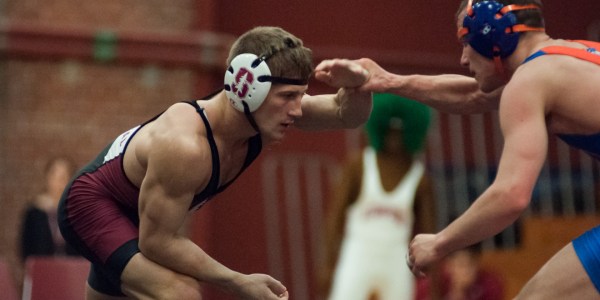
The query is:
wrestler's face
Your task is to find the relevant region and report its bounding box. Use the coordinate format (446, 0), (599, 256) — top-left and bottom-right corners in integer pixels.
(253, 84), (307, 144)
(457, 8), (506, 93)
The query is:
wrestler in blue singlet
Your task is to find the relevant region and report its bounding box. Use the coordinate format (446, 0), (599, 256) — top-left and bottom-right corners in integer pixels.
(523, 40), (600, 292)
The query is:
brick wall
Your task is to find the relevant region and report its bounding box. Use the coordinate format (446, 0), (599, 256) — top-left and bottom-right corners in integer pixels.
(0, 0), (200, 290)
(5, 0), (195, 30)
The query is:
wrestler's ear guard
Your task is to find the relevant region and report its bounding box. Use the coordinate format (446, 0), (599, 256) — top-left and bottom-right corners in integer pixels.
(224, 53), (273, 113)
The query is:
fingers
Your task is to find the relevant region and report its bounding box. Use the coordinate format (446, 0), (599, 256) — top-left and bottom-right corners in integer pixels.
(314, 58), (370, 88)
(313, 70), (332, 83)
(266, 277), (287, 298)
(407, 243), (427, 278)
(406, 252), (426, 277)
(315, 59), (365, 73)
(314, 58), (344, 71)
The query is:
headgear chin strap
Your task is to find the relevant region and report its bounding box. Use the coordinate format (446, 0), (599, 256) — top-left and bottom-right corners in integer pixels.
(458, 0), (544, 60)
(224, 51), (308, 133)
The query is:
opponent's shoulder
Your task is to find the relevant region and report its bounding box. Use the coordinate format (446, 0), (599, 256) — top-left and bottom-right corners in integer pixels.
(507, 59), (558, 99)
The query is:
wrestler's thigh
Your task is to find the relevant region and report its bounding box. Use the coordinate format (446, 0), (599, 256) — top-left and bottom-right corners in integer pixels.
(517, 243), (597, 300)
(119, 253), (202, 300)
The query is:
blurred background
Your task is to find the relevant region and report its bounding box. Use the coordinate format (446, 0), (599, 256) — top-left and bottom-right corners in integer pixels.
(0, 0), (599, 299)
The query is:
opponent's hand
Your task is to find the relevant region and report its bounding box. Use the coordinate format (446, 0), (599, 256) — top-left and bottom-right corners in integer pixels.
(229, 273), (289, 300)
(351, 58), (392, 93)
(407, 233), (443, 278)
(314, 59), (370, 88)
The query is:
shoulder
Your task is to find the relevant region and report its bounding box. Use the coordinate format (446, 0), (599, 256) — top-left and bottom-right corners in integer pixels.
(150, 102), (205, 145)
(502, 63), (554, 109)
(144, 103), (212, 193)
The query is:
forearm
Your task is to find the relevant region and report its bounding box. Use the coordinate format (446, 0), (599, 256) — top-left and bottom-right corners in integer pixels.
(335, 87), (372, 129)
(381, 73), (500, 114)
(141, 234), (240, 289)
(295, 88), (372, 130)
(435, 186), (525, 255)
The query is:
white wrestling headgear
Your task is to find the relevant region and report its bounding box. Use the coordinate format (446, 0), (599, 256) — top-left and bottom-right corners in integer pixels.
(224, 53), (272, 113)
(224, 50), (308, 113)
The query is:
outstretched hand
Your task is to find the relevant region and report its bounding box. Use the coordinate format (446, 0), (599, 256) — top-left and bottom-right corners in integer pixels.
(314, 59), (370, 88)
(315, 58), (392, 92)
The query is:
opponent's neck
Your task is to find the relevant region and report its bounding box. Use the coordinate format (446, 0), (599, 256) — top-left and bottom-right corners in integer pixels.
(505, 32), (552, 71)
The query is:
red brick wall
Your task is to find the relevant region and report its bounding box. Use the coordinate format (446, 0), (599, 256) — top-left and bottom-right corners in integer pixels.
(5, 0), (196, 30)
(0, 0), (201, 291)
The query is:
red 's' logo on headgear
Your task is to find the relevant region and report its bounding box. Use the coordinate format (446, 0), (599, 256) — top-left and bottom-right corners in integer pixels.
(231, 67), (254, 98)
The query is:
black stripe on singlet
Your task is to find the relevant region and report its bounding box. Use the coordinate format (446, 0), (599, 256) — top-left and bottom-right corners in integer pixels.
(184, 100), (221, 206)
(184, 98), (262, 209)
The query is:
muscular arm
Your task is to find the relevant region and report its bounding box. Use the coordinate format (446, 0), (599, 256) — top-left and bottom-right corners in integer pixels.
(321, 58), (502, 114)
(408, 76), (549, 275)
(138, 129), (240, 288)
(136, 107), (288, 299)
(295, 88), (372, 130)
(383, 73), (502, 114)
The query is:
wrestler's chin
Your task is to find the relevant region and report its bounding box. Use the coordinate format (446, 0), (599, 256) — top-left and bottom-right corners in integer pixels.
(477, 74), (505, 93)
(262, 131), (286, 146)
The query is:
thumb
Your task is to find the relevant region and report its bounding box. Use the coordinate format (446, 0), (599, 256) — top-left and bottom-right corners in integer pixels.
(313, 70), (331, 83)
(267, 278), (287, 297)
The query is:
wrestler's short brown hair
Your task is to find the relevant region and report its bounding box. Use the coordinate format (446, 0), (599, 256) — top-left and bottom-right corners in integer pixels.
(226, 26), (313, 83)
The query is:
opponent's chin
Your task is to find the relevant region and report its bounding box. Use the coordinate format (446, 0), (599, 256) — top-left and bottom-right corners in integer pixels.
(478, 76), (504, 93)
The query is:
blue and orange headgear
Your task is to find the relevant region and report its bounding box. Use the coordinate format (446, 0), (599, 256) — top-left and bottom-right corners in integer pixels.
(458, 0), (544, 71)
(365, 93), (431, 155)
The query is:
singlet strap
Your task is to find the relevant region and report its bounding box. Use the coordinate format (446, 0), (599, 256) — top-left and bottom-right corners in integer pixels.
(216, 134), (262, 193)
(183, 100), (221, 199)
(522, 50), (546, 64)
(182, 96), (263, 209)
(522, 40), (600, 65)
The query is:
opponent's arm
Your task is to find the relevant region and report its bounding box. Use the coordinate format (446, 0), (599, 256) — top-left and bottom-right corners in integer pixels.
(318, 58), (502, 114)
(295, 60), (372, 130)
(409, 76), (548, 275)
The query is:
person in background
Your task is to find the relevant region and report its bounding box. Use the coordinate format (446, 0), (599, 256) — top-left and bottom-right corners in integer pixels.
(323, 93), (437, 300)
(21, 156), (78, 260)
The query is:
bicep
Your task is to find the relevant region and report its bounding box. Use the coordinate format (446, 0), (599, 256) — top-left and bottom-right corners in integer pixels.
(138, 172), (191, 246)
(494, 85), (548, 199)
(137, 139), (207, 252)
